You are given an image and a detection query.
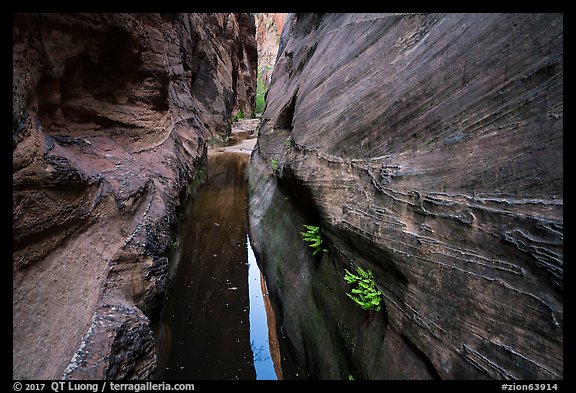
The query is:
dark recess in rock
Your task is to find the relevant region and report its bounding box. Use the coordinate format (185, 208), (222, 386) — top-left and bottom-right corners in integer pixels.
(275, 90), (298, 130)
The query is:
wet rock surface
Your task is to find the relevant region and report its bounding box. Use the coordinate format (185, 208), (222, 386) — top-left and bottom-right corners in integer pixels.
(223, 119), (259, 154)
(13, 13), (256, 379)
(249, 13), (563, 379)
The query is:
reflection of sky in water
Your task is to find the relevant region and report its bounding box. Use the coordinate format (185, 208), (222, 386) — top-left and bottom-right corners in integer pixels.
(247, 235), (278, 380)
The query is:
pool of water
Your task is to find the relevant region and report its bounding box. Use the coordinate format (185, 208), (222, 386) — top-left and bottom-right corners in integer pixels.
(154, 150), (305, 380)
(247, 234), (278, 379)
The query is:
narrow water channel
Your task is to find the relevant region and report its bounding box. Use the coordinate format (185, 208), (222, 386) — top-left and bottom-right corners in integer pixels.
(155, 133), (305, 380)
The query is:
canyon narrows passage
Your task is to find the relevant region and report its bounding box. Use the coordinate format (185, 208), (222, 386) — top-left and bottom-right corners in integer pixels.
(155, 121), (304, 380)
(13, 13), (562, 381)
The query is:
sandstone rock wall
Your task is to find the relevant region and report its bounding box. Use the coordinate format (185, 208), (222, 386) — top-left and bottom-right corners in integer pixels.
(13, 12), (256, 379)
(255, 13), (287, 88)
(249, 13), (563, 379)
(231, 13), (258, 118)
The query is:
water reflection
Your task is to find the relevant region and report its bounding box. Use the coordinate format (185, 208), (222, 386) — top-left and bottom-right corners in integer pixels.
(156, 152), (286, 380)
(247, 235), (277, 380)
(156, 153), (254, 380)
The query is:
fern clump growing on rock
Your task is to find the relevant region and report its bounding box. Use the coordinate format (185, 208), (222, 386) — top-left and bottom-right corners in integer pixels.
(300, 224), (329, 256)
(344, 266), (382, 313)
(270, 159), (279, 173)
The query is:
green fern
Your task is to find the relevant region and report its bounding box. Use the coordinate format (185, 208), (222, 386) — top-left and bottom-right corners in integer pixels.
(270, 159), (279, 173)
(300, 224), (329, 256)
(344, 267), (382, 313)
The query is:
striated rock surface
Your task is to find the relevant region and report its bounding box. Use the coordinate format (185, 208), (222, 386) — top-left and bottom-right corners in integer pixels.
(13, 12), (256, 380)
(249, 13), (563, 379)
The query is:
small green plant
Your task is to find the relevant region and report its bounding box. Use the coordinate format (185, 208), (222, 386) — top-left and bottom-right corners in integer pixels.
(232, 109), (244, 123)
(255, 84), (266, 114)
(344, 266), (382, 313)
(255, 66), (270, 114)
(275, 265), (284, 289)
(270, 159), (279, 173)
(348, 374), (355, 380)
(300, 225), (329, 256)
(284, 137), (295, 147)
(255, 85), (267, 114)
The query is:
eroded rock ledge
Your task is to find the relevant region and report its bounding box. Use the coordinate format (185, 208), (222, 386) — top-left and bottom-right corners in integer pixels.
(13, 13), (256, 379)
(249, 13), (562, 379)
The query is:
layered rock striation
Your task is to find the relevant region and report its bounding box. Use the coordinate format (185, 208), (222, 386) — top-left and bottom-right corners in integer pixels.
(13, 13), (256, 379)
(249, 13), (563, 379)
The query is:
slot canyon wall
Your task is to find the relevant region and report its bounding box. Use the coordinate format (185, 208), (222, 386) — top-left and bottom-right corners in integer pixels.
(248, 13), (563, 379)
(13, 13), (257, 379)
(255, 13), (287, 88)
